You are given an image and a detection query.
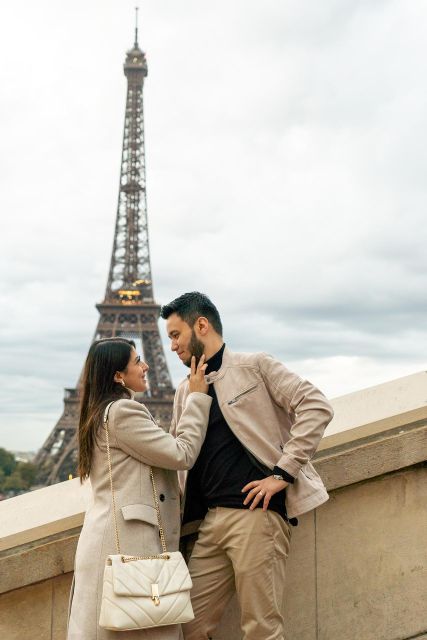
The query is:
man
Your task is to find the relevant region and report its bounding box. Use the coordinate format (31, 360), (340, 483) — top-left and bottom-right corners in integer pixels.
(161, 292), (334, 640)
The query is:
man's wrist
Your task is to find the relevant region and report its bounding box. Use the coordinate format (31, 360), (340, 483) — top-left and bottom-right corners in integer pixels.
(273, 474), (287, 483)
(273, 465), (295, 484)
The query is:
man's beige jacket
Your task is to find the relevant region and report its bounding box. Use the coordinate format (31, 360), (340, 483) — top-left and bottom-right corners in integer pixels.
(171, 347), (334, 519)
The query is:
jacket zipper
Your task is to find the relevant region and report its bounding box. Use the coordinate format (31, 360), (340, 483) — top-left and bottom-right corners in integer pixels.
(227, 384), (258, 405)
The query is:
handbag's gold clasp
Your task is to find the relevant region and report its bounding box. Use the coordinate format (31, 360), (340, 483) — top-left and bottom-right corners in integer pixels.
(151, 583), (160, 606)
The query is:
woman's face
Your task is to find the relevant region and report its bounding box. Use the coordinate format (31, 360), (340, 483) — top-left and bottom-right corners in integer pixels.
(116, 348), (149, 393)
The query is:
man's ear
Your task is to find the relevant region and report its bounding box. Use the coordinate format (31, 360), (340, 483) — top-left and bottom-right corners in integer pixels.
(195, 316), (209, 336)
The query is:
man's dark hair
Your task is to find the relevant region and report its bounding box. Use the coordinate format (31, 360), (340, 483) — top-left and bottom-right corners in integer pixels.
(160, 292), (223, 336)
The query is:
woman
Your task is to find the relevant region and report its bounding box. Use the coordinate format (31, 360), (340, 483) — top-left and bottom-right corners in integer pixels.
(68, 337), (211, 640)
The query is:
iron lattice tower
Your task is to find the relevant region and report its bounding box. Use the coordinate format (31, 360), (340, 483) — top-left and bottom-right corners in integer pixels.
(35, 18), (175, 484)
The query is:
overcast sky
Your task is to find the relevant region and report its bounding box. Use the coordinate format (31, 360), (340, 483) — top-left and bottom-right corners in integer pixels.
(0, 0), (426, 452)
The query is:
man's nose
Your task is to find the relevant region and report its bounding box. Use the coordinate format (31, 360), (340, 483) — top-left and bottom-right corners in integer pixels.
(171, 341), (178, 352)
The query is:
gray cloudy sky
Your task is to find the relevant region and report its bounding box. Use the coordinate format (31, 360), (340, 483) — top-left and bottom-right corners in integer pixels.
(1, 0), (426, 452)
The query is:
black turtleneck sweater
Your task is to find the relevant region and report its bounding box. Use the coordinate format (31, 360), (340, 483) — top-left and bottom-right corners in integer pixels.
(183, 344), (290, 524)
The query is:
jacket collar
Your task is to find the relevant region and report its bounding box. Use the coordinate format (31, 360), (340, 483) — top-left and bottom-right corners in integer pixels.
(205, 346), (233, 384)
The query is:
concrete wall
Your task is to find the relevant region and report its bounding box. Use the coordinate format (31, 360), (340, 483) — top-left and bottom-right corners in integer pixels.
(286, 466), (427, 640)
(1, 373), (427, 640)
(0, 574), (72, 640)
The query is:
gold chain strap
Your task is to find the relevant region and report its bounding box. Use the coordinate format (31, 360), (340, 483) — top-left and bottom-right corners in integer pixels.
(149, 467), (168, 554)
(106, 554), (170, 565)
(104, 406), (121, 555)
(103, 401), (168, 559)
(121, 554), (170, 563)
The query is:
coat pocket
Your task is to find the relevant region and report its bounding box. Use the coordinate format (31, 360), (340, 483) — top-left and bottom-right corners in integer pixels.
(121, 503), (157, 526)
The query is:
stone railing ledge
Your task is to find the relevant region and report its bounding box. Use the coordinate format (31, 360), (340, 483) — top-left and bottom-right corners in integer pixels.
(0, 477), (91, 553)
(320, 370), (427, 450)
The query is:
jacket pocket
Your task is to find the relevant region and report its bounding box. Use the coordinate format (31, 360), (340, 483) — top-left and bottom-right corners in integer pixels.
(121, 503), (157, 526)
(227, 383), (259, 405)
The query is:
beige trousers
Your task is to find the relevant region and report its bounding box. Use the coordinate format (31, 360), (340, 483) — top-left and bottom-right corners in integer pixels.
(183, 507), (292, 640)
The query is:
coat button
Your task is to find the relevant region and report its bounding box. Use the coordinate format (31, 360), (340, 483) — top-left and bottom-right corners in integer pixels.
(159, 494), (165, 502)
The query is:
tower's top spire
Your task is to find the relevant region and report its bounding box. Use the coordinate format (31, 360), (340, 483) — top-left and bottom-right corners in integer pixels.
(134, 6), (139, 48)
(124, 6), (147, 78)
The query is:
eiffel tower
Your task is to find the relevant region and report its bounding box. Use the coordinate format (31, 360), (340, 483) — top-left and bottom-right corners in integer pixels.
(35, 12), (175, 485)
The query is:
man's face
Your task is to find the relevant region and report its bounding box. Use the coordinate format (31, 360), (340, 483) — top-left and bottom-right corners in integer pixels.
(166, 313), (205, 367)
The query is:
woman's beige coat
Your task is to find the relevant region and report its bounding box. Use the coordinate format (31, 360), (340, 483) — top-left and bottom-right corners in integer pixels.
(67, 391), (211, 640)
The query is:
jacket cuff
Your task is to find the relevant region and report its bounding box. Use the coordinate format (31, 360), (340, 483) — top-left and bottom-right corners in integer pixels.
(273, 465), (295, 484)
(185, 392), (212, 407)
(276, 454), (303, 479)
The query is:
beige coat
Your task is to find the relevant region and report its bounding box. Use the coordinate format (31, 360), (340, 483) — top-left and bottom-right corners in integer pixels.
(67, 391), (212, 640)
(171, 348), (334, 520)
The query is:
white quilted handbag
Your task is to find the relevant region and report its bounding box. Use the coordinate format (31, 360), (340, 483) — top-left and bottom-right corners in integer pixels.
(99, 402), (195, 631)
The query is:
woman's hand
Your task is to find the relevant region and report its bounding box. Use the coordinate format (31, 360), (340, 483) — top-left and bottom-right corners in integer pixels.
(188, 355), (209, 394)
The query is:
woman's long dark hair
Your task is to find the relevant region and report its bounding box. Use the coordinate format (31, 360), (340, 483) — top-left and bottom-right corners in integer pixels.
(78, 337), (135, 481)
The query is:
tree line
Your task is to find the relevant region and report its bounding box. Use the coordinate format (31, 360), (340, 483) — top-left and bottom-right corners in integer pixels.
(0, 448), (37, 495)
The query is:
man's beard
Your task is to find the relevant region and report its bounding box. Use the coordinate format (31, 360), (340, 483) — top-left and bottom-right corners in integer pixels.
(183, 329), (205, 368)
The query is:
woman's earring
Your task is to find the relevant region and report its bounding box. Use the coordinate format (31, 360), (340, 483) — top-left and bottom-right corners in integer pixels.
(120, 379), (126, 387)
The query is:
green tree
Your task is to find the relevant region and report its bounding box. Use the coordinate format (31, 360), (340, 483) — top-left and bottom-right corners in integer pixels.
(0, 448), (17, 476)
(16, 462), (37, 487)
(0, 450), (38, 494)
(3, 471), (26, 492)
